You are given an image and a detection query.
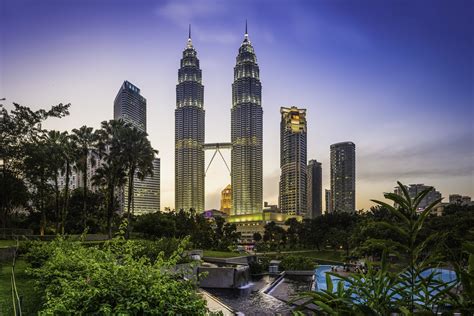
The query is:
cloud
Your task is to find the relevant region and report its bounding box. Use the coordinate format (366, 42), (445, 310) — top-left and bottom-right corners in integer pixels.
(357, 132), (474, 181)
(155, 0), (239, 44)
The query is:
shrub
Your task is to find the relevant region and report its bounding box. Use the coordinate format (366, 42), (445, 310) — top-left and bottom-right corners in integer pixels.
(280, 255), (316, 271)
(27, 236), (208, 314)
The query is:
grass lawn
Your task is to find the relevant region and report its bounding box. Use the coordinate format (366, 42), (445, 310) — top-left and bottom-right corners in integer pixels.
(296, 250), (344, 262)
(0, 240), (18, 248)
(0, 259), (41, 315)
(203, 250), (243, 258)
(261, 249), (344, 264)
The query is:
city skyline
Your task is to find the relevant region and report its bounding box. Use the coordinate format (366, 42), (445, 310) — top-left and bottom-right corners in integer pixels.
(1, 0), (473, 211)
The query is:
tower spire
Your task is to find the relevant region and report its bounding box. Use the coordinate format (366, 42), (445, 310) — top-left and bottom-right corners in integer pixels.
(186, 24), (193, 48)
(243, 19), (249, 42)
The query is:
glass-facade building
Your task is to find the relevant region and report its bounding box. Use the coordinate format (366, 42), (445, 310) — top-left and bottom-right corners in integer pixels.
(279, 107), (307, 216)
(114, 80), (160, 214)
(175, 33), (205, 212)
(231, 29), (263, 215)
(307, 159), (322, 218)
(330, 142), (356, 212)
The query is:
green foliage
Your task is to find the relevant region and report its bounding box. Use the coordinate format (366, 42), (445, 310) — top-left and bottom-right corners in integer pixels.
(133, 211), (240, 251)
(296, 182), (462, 315)
(280, 255), (316, 271)
(26, 236), (208, 314)
(249, 256), (271, 275)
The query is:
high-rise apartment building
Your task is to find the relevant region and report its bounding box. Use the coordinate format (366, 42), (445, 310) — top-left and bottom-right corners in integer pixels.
(279, 107), (307, 216)
(394, 184), (441, 210)
(330, 142), (356, 212)
(175, 28), (205, 213)
(231, 24), (263, 215)
(325, 189), (332, 213)
(307, 159), (322, 218)
(114, 80), (160, 215)
(220, 184), (232, 215)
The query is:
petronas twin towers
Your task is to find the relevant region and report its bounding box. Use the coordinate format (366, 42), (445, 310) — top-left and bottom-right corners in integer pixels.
(175, 24), (263, 215)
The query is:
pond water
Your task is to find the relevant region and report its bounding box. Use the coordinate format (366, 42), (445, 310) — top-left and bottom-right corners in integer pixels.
(207, 275), (293, 315)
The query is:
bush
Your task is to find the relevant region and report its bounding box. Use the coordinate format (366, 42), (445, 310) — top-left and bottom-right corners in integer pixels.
(249, 256), (271, 275)
(27, 236), (208, 314)
(280, 255), (316, 271)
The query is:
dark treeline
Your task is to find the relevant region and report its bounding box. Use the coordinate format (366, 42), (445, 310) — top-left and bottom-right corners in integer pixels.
(0, 102), (156, 238)
(132, 210), (240, 251)
(254, 204), (474, 264)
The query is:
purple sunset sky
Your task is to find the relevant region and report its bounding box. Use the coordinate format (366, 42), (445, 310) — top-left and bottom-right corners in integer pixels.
(1, 0), (473, 210)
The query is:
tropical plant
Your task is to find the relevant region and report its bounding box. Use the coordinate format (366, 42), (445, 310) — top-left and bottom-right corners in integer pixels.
(71, 125), (98, 230)
(295, 182), (458, 315)
(117, 125), (156, 238)
(26, 235), (208, 314)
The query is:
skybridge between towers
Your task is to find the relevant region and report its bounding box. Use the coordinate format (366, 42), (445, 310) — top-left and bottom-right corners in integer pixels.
(204, 142), (232, 176)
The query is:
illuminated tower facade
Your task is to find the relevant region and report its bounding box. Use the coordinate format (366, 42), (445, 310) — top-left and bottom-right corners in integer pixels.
(231, 24), (263, 215)
(330, 142), (356, 212)
(279, 107), (307, 216)
(220, 184), (232, 215)
(175, 27), (205, 212)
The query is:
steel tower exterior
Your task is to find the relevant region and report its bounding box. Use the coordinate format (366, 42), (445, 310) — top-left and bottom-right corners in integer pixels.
(279, 107), (307, 216)
(175, 28), (205, 212)
(231, 24), (263, 215)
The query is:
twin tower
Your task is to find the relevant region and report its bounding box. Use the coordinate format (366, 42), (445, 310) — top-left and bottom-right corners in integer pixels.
(175, 25), (262, 215)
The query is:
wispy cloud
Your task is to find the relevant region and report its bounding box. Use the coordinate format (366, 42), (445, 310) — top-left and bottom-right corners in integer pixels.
(358, 132), (474, 181)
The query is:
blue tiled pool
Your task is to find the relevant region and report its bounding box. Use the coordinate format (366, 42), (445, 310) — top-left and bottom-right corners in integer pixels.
(314, 264), (458, 299)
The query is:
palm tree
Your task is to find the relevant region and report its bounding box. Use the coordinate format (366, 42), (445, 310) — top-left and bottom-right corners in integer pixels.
(119, 126), (157, 238)
(92, 159), (126, 238)
(45, 130), (66, 232)
(59, 132), (75, 234)
(71, 126), (97, 230)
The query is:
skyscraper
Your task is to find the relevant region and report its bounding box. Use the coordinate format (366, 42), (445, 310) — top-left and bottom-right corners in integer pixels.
(114, 81), (146, 131)
(330, 142), (356, 212)
(231, 23), (263, 215)
(307, 159), (322, 218)
(175, 27), (205, 212)
(220, 184), (232, 215)
(114, 80), (160, 215)
(325, 189), (332, 213)
(279, 106), (307, 216)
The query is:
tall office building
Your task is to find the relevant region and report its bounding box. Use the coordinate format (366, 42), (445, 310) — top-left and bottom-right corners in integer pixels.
(325, 189), (332, 213)
(330, 142), (356, 212)
(279, 107), (307, 216)
(220, 184), (232, 215)
(175, 28), (205, 212)
(231, 23), (263, 215)
(114, 80), (160, 215)
(114, 81), (146, 131)
(307, 159), (322, 218)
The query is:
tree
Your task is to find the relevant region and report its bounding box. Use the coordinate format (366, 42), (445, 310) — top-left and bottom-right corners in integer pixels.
(23, 140), (55, 235)
(45, 130), (69, 233)
(118, 125), (156, 238)
(71, 125), (97, 230)
(92, 159), (126, 238)
(263, 221), (287, 251)
(0, 102), (70, 235)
